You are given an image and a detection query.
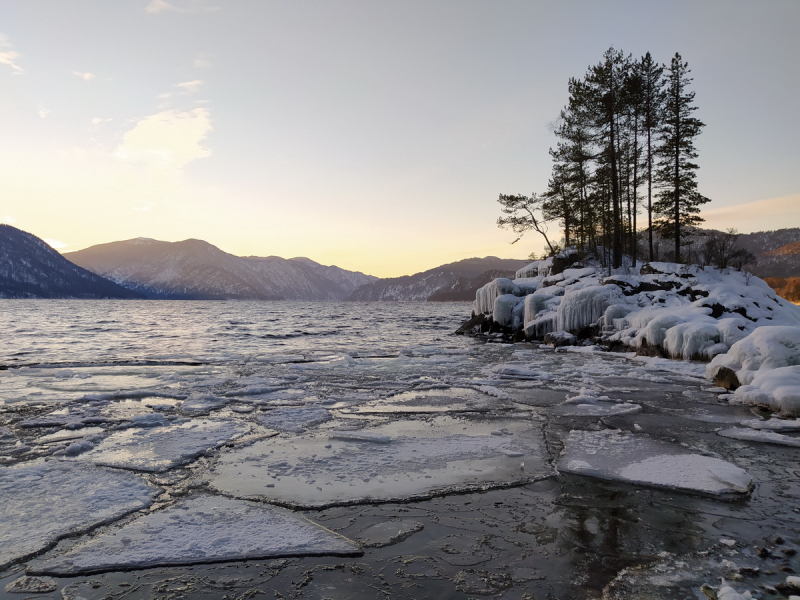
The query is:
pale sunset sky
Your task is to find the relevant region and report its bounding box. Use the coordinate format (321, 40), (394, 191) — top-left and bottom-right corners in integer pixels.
(1, 1), (798, 277)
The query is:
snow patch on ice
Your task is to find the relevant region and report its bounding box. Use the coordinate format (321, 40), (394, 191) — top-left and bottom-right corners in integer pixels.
(80, 420), (247, 472)
(558, 429), (751, 496)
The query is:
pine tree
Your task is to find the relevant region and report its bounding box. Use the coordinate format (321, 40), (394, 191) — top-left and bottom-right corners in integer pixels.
(637, 52), (666, 261)
(653, 53), (709, 263)
(585, 48), (630, 268)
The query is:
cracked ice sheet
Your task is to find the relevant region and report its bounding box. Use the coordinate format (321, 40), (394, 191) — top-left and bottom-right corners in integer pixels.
(558, 430), (752, 497)
(1, 365), (205, 406)
(552, 402), (642, 417)
(32, 494), (360, 576)
(79, 420), (248, 472)
(346, 387), (501, 415)
(0, 461), (157, 569)
(208, 416), (550, 508)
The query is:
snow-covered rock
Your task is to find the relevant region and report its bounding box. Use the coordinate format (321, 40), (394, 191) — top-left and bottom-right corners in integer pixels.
(707, 326), (800, 414)
(468, 260), (800, 377)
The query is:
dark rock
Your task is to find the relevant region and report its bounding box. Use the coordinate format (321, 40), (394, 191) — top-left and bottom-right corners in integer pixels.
(715, 367), (740, 391)
(543, 332), (577, 347)
(702, 303), (726, 318)
(739, 566), (760, 577)
(756, 546), (772, 559)
(639, 263), (663, 275)
(455, 313), (486, 334)
(636, 341), (668, 358)
(551, 252), (585, 275)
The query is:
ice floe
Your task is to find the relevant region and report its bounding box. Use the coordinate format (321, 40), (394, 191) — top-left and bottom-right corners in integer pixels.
(717, 427), (800, 447)
(558, 429), (752, 496)
(0, 461), (157, 569)
(355, 519), (424, 548)
(257, 406), (331, 432)
(209, 416), (549, 507)
(79, 420), (247, 472)
(553, 401), (642, 417)
(33, 494), (360, 575)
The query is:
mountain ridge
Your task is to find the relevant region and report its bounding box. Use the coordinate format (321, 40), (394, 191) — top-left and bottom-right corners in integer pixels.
(64, 237), (377, 300)
(0, 225), (142, 299)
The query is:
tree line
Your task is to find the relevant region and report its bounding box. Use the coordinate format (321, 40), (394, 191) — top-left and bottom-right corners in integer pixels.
(498, 47), (709, 268)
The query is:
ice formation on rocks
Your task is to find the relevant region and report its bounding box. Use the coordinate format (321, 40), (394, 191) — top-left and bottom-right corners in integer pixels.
(0, 461), (157, 569)
(471, 261), (800, 364)
(558, 429), (752, 496)
(33, 494), (360, 575)
(80, 420), (247, 472)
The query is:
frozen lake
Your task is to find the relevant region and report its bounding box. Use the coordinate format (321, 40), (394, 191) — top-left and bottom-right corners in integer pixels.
(1, 300), (798, 599)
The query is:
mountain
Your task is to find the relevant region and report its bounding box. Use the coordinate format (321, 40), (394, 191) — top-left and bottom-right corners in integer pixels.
(288, 257), (376, 297)
(737, 228), (800, 278)
(427, 269), (521, 302)
(64, 238), (377, 300)
(0, 225), (142, 299)
(347, 257), (529, 301)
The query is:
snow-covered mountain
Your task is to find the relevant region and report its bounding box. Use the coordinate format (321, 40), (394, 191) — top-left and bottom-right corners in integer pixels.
(347, 257), (529, 301)
(64, 238), (377, 300)
(0, 225), (142, 299)
(738, 228), (800, 278)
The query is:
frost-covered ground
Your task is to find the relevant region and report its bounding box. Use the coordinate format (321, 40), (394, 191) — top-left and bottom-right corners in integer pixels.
(1, 301), (800, 599)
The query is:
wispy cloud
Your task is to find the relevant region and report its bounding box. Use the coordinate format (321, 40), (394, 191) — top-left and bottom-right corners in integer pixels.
(114, 108), (213, 170)
(44, 238), (67, 249)
(91, 117), (113, 125)
(72, 71), (95, 81)
(702, 193), (800, 233)
(194, 53), (213, 68)
(1, 215), (15, 224)
(38, 105), (50, 119)
(131, 201), (157, 211)
(145, 0), (220, 14)
(157, 80), (205, 106)
(176, 79), (203, 94)
(0, 34), (23, 75)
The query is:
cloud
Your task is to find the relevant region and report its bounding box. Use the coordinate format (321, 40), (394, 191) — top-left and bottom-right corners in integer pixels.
(72, 71), (95, 81)
(145, 0), (177, 13)
(1, 215), (15, 224)
(701, 193), (800, 233)
(38, 106), (50, 119)
(91, 117), (112, 125)
(131, 201), (157, 211)
(114, 108), (213, 170)
(145, 0), (220, 14)
(44, 238), (67, 249)
(157, 80), (204, 104)
(194, 54), (212, 68)
(176, 79), (203, 94)
(0, 34), (23, 75)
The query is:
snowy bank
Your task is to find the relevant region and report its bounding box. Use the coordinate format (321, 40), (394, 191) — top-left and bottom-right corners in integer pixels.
(707, 326), (800, 415)
(467, 261), (799, 357)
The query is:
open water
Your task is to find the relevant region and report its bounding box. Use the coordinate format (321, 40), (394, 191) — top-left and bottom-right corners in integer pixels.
(1, 300), (798, 599)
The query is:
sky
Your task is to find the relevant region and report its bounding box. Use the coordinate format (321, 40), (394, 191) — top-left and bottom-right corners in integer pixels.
(1, 1), (798, 277)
